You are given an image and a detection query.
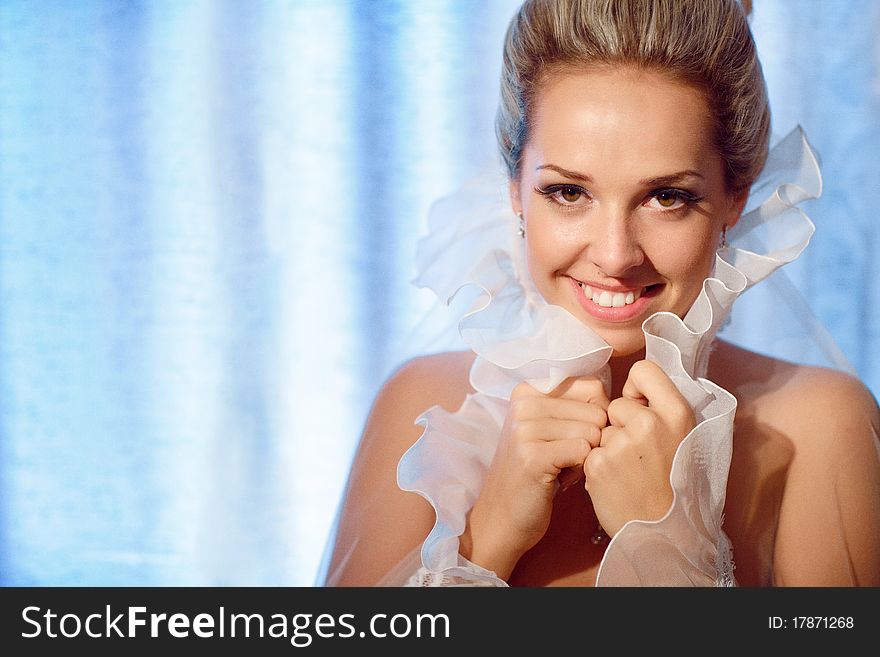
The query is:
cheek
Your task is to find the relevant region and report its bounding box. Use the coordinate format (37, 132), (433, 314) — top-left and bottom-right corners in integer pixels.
(650, 230), (717, 287)
(525, 222), (581, 280)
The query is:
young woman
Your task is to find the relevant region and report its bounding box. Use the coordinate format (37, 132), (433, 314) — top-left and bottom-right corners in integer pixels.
(323, 0), (880, 587)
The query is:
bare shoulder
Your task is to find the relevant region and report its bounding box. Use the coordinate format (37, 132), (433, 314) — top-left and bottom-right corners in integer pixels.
(711, 340), (880, 585)
(322, 350), (475, 586)
(709, 340), (879, 448)
(383, 350), (477, 417)
(359, 349), (478, 474)
(355, 350), (477, 469)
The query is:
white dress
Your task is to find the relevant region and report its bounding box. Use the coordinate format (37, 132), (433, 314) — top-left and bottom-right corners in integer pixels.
(351, 127), (822, 586)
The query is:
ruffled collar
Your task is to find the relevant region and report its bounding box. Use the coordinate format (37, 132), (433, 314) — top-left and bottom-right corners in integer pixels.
(398, 127), (820, 586)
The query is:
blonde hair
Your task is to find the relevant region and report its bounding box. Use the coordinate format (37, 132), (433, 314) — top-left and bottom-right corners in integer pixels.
(497, 0), (769, 193)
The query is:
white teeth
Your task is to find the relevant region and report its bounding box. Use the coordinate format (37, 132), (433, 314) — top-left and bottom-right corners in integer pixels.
(579, 282), (643, 307)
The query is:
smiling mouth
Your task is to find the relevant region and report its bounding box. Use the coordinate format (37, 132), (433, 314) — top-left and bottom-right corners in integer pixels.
(576, 282), (661, 308)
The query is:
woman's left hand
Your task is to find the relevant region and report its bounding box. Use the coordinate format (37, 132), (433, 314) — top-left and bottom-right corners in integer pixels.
(584, 360), (696, 537)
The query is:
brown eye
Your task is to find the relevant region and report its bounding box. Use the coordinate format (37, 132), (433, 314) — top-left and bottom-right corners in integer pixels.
(535, 183), (590, 207)
(656, 191), (677, 207)
(645, 188), (703, 212)
(560, 186), (582, 203)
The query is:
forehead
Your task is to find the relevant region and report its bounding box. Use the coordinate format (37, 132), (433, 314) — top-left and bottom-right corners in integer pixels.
(527, 66), (719, 177)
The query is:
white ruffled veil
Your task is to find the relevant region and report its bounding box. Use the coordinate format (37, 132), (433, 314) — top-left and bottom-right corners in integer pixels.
(316, 126), (853, 587)
(402, 127), (853, 376)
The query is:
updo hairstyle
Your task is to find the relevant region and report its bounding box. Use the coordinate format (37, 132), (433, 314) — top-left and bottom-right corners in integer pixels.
(496, 0), (769, 193)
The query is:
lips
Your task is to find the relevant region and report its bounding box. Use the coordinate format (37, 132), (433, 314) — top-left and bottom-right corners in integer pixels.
(568, 277), (661, 322)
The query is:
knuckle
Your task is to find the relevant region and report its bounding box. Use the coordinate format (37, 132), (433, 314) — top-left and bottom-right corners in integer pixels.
(633, 410), (659, 434)
(511, 418), (534, 441)
(510, 440), (531, 464)
(584, 449), (605, 478)
(510, 395), (544, 423)
(585, 378), (606, 397)
(516, 442), (542, 471)
(607, 398), (624, 415)
(605, 397), (624, 422)
(674, 405), (696, 431)
(510, 382), (534, 401)
(633, 359), (657, 377)
(579, 437), (593, 456)
(566, 376), (607, 402)
(509, 398), (527, 421)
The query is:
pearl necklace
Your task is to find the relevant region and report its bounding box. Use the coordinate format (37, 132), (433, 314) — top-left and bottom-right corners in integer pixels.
(561, 473), (610, 546)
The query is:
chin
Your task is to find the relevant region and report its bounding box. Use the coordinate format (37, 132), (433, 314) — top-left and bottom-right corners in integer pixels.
(609, 342), (647, 359)
(589, 327), (646, 358)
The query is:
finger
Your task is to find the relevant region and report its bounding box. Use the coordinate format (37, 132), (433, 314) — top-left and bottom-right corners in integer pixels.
(510, 396), (607, 428)
(516, 397), (608, 427)
(510, 381), (544, 401)
(550, 375), (610, 409)
(598, 424), (624, 448)
(517, 418), (602, 447)
(546, 437), (593, 473)
(622, 360), (689, 411)
(606, 396), (650, 428)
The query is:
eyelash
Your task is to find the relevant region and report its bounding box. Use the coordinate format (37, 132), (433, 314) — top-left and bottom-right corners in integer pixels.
(534, 184), (705, 213)
(647, 188), (705, 211)
(535, 184), (591, 207)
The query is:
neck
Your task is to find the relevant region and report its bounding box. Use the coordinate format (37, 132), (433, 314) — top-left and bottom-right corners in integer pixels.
(607, 349), (646, 400)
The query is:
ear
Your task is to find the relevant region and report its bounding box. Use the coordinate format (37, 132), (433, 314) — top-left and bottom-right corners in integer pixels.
(726, 188), (749, 229)
(509, 178), (523, 216)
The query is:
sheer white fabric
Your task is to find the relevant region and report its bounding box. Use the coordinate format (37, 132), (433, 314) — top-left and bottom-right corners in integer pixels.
(391, 127), (821, 587)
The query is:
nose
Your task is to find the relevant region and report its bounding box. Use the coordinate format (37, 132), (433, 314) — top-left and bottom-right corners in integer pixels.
(583, 204), (644, 277)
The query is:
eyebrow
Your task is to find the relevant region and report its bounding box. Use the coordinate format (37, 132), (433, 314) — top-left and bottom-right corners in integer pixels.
(536, 164), (705, 187)
(640, 170), (705, 187)
(535, 164), (593, 182)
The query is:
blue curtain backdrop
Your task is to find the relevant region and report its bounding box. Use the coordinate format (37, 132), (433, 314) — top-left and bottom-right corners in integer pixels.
(1, 0), (877, 586)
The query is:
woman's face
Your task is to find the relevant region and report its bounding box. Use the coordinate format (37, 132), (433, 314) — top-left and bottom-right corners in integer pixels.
(511, 66), (746, 356)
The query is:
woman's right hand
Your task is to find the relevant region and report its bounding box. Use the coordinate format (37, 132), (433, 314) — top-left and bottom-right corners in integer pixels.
(459, 375), (609, 580)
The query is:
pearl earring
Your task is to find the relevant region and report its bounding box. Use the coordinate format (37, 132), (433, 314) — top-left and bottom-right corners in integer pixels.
(517, 212), (525, 238)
